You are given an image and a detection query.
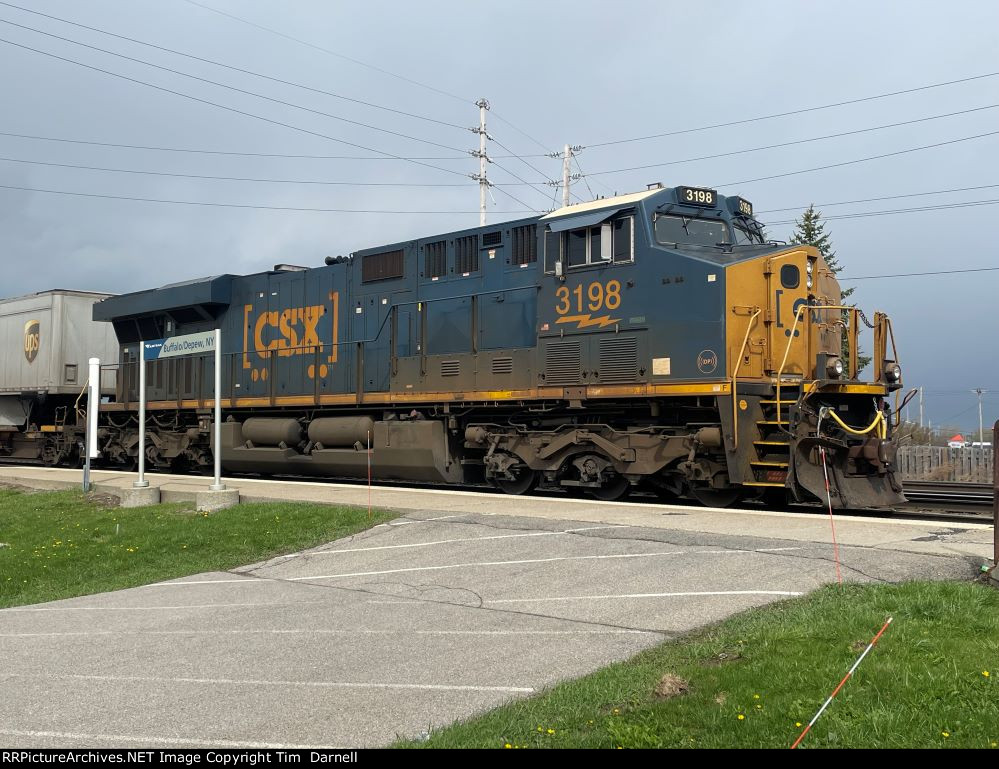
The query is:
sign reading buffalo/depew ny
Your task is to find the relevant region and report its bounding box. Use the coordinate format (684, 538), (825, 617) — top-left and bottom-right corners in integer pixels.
(143, 330), (217, 361)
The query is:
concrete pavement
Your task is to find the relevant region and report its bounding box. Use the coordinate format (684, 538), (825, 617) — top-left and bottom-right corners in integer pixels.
(0, 467), (992, 747)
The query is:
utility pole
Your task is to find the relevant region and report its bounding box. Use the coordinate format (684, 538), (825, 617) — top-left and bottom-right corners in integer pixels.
(562, 143), (571, 208)
(547, 145), (583, 209)
(470, 98), (491, 226)
(974, 388), (987, 453)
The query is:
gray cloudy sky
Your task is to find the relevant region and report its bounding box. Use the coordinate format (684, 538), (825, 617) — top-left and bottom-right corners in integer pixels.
(1, 0), (996, 431)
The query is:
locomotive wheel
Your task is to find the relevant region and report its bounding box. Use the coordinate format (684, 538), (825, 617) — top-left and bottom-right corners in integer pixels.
(587, 475), (631, 502)
(40, 439), (60, 467)
(690, 487), (743, 508)
(495, 466), (540, 495)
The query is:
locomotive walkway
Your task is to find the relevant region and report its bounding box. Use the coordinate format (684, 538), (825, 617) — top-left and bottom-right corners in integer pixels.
(0, 467), (992, 747)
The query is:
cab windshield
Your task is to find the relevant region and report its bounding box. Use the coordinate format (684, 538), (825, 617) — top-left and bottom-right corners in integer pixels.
(654, 214), (731, 247)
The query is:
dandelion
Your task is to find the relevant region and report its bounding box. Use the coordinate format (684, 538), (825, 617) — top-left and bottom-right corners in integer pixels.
(612, 708), (620, 715)
(753, 694), (760, 699)
(536, 726), (542, 733)
(737, 714), (745, 721)
(546, 729), (555, 735)
(984, 671), (991, 678)
(795, 722), (802, 728)
(504, 743), (512, 749)
(942, 732), (950, 738)
(755, 704), (763, 710)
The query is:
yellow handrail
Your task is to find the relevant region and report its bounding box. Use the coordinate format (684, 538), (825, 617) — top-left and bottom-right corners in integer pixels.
(730, 307), (761, 451)
(775, 303), (856, 429)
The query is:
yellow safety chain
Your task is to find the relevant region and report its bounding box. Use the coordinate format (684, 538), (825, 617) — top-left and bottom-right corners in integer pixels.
(826, 408), (886, 440)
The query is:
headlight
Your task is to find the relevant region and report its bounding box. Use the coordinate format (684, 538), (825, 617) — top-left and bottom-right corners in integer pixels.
(885, 362), (901, 382)
(826, 357), (844, 378)
(806, 261), (814, 275)
(806, 276), (813, 289)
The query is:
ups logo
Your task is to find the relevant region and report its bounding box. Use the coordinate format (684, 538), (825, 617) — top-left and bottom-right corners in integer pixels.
(23, 320), (40, 363)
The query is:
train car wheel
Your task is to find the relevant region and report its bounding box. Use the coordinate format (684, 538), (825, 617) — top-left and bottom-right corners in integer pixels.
(495, 465), (540, 495)
(587, 476), (631, 502)
(690, 487), (744, 508)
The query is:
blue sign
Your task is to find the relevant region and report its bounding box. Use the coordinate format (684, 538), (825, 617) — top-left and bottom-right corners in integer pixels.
(143, 331), (216, 361)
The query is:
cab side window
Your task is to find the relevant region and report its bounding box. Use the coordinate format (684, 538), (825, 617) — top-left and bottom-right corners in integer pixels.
(544, 213), (634, 272)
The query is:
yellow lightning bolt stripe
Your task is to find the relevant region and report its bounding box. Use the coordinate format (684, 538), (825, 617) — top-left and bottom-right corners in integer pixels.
(555, 314), (621, 329)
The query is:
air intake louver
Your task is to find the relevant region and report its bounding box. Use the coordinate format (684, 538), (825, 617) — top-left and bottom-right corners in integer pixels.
(491, 357), (513, 374)
(441, 360), (460, 377)
(544, 341), (581, 385)
(598, 337), (638, 383)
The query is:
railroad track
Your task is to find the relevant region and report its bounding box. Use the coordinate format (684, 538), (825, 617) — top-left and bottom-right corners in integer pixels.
(896, 480), (994, 521)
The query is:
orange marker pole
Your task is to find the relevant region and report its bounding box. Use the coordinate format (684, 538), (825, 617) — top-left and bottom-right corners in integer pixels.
(790, 617), (893, 749)
(819, 447), (842, 585)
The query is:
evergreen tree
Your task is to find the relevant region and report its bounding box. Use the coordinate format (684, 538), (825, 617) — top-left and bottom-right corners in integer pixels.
(789, 205), (871, 373)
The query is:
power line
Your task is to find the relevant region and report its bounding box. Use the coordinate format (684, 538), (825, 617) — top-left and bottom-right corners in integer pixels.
(764, 198), (999, 226)
(838, 266), (999, 281)
(719, 131), (999, 188)
(488, 109), (553, 155)
(488, 134), (556, 185)
(0, 181), (536, 214)
(0, 35), (471, 179)
(0, 1), (467, 133)
(0, 128), (536, 161)
(756, 183), (999, 214)
(179, 0), (471, 105)
(0, 17), (468, 155)
(572, 153), (596, 201)
(584, 71), (999, 148)
(0, 153), (483, 186)
(585, 105), (999, 177)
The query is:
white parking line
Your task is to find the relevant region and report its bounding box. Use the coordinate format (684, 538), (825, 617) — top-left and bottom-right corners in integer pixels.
(284, 550), (690, 581)
(487, 590), (803, 604)
(2, 672), (535, 694)
(152, 545), (806, 587)
(0, 729), (321, 749)
(278, 524), (632, 559)
(0, 628), (662, 638)
(0, 601), (329, 613)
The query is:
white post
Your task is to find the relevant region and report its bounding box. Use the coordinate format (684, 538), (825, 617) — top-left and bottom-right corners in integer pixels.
(562, 143), (571, 208)
(470, 98), (490, 226)
(83, 357), (100, 491)
(210, 328), (225, 491)
(975, 388), (985, 458)
(918, 387), (924, 429)
(134, 349), (148, 488)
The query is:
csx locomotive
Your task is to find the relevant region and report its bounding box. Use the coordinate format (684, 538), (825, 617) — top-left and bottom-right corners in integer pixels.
(88, 184), (905, 508)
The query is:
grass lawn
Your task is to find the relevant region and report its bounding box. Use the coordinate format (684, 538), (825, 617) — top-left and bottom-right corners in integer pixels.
(0, 487), (394, 609)
(401, 581), (999, 749)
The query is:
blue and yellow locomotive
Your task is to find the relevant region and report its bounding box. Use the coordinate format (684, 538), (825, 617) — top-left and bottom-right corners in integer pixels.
(93, 183), (905, 508)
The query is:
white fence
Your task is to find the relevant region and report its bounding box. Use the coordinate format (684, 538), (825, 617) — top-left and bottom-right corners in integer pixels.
(896, 445), (994, 483)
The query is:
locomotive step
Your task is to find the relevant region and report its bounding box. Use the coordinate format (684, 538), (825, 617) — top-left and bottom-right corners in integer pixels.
(750, 460), (789, 468)
(743, 480), (786, 488)
(756, 420), (789, 426)
(759, 399), (797, 406)
(753, 440), (790, 447)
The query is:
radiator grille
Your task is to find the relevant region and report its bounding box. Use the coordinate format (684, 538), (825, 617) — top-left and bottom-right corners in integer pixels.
(598, 337), (638, 383)
(441, 360), (460, 377)
(544, 341), (581, 385)
(491, 356), (513, 374)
